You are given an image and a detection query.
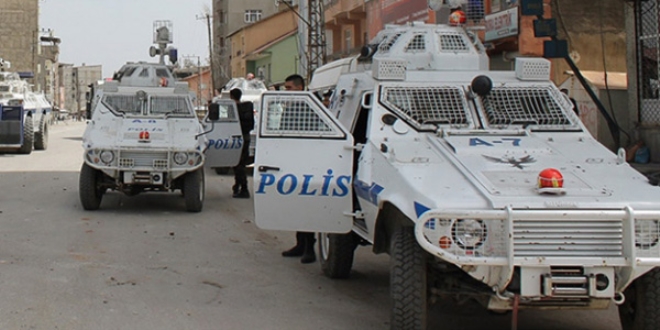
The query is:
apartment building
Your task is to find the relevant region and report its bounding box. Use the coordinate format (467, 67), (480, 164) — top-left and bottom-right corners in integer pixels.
(212, 0), (279, 88)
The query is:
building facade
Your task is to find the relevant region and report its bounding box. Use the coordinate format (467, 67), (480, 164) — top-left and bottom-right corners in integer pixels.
(71, 65), (102, 113)
(0, 0), (38, 75)
(58, 63), (74, 111)
(228, 8), (298, 86)
(212, 0), (279, 88)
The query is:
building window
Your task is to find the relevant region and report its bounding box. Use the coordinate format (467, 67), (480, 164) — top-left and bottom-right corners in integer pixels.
(344, 29), (352, 52)
(244, 10), (262, 23)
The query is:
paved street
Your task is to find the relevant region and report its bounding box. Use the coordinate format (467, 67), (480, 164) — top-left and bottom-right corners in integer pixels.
(0, 121), (622, 330)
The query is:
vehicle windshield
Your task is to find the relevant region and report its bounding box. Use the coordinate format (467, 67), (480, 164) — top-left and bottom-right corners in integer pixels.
(380, 84), (575, 131)
(102, 94), (194, 117)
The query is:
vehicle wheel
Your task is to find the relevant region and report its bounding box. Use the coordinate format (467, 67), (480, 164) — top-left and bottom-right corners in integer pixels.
(619, 268), (660, 330)
(318, 232), (359, 279)
(390, 227), (428, 330)
(34, 119), (48, 150)
(18, 117), (33, 154)
(183, 168), (204, 212)
(79, 163), (104, 210)
(214, 167), (230, 175)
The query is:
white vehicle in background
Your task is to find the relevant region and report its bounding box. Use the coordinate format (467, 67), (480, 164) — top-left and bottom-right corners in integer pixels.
(212, 76), (267, 174)
(253, 22), (660, 330)
(80, 62), (242, 212)
(0, 70), (52, 154)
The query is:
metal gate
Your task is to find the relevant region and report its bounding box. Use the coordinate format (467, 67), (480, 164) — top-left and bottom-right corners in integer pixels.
(637, 0), (660, 124)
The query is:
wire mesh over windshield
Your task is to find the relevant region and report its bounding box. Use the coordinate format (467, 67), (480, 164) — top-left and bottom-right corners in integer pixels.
(103, 95), (141, 114)
(381, 87), (470, 129)
(481, 87), (572, 127)
(261, 94), (344, 138)
(150, 96), (193, 116)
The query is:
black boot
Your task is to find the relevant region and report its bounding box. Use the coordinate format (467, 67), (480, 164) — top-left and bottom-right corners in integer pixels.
(300, 233), (316, 264)
(232, 183), (240, 195)
(233, 184), (250, 199)
(282, 232), (305, 257)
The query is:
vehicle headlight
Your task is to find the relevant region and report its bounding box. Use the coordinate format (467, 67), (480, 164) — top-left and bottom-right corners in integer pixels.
(635, 220), (660, 249)
(173, 152), (189, 165)
(99, 150), (114, 164)
(451, 219), (487, 250)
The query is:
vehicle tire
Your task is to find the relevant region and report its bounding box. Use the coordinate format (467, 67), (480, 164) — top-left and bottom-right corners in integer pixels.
(619, 268), (660, 330)
(214, 167), (230, 175)
(390, 227), (428, 330)
(18, 117), (33, 154)
(79, 163), (104, 210)
(34, 119), (48, 150)
(183, 168), (204, 212)
(318, 232), (359, 279)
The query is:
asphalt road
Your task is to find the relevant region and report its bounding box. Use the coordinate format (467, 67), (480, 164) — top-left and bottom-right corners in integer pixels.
(0, 121), (621, 330)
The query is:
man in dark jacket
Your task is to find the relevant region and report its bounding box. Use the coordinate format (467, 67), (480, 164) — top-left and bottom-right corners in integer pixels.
(229, 88), (255, 198)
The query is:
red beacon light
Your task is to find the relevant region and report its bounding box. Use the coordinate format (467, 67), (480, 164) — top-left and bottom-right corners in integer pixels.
(538, 168), (564, 189)
(449, 8), (467, 26)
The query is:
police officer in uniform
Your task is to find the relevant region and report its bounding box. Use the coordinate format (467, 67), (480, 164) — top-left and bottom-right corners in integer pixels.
(229, 88), (254, 198)
(280, 74), (316, 264)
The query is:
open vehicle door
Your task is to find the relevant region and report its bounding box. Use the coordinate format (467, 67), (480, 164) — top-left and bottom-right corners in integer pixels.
(202, 99), (243, 168)
(254, 92), (354, 233)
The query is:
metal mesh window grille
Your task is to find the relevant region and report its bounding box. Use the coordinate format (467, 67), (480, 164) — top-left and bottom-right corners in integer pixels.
(482, 87), (571, 126)
(150, 96), (193, 116)
(378, 33), (403, 53)
(405, 34), (426, 52)
(636, 1), (660, 124)
(465, 0), (485, 23)
(382, 87), (469, 128)
(438, 33), (469, 52)
(103, 95), (141, 114)
(262, 95), (342, 137)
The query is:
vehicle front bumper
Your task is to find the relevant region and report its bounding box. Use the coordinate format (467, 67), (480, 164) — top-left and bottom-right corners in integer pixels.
(84, 148), (204, 184)
(415, 207), (660, 305)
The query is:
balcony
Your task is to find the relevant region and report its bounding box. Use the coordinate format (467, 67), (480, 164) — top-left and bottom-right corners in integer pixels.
(324, 0), (366, 27)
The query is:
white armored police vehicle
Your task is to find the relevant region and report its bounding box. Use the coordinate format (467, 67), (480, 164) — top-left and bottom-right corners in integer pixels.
(253, 22), (660, 329)
(80, 62), (242, 212)
(0, 64), (52, 154)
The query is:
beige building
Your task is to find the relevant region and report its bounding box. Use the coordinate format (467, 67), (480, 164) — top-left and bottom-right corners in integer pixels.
(212, 0), (279, 88)
(72, 65), (102, 113)
(0, 0), (38, 75)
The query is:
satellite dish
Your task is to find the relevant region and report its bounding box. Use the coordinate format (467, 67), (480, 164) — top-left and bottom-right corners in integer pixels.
(149, 46), (158, 58)
(428, 0), (444, 11)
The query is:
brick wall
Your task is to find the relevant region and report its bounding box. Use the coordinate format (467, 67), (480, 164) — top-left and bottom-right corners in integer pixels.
(0, 0), (38, 74)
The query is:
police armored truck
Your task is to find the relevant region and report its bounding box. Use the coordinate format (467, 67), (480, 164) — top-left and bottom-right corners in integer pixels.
(253, 22), (660, 330)
(0, 59), (52, 154)
(80, 62), (242, 212)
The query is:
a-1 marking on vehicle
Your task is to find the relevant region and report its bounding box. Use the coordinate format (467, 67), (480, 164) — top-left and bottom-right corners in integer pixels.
(256, 169), (351, 197)
(354, 180), (384, 206)
(208, 137), (243, 150)
(469, 138), (522, 147)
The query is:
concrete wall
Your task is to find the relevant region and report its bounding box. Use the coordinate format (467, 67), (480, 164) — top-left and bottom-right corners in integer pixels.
(550, 0), (627, 83)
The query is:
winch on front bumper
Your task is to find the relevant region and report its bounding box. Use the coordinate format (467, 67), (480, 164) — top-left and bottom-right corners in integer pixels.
(416, 207), (660, 307)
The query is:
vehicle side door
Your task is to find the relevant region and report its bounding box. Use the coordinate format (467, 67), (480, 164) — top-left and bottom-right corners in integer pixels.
(202, 99), (243, 168)
(254, 92), (354, 233)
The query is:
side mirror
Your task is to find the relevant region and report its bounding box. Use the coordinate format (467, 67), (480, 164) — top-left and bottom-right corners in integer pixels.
(208, 103), (220, 121)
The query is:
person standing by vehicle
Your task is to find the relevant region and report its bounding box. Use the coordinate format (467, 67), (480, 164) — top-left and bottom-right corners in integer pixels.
(230, 88), (254, 198)
(280, 74), (316, 264)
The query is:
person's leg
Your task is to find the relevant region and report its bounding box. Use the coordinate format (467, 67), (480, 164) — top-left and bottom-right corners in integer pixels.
(282, 231), (305, 257)
(300, 232), (316, 264)
(233, 136), (250, 198)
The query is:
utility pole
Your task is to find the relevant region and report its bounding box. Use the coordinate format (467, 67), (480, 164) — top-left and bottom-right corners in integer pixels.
(197, 13), (215, 94)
